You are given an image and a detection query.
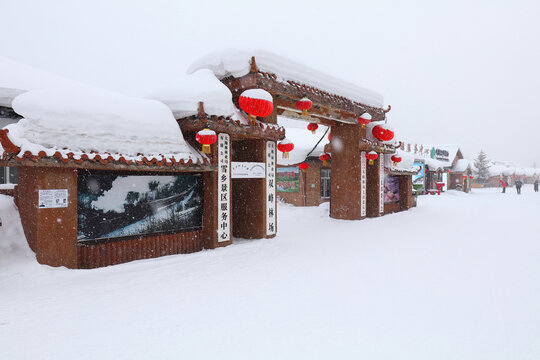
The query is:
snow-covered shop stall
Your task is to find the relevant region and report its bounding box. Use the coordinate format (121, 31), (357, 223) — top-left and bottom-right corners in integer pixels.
(190, 50), (400, 220)
(382, 150), (418, 214)
(0, 87), (234, 268)
(150, 69), (285, 240)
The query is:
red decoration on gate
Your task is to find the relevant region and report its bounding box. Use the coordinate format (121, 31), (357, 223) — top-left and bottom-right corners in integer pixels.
(319, 153), (330, 166)
(299, 162), (309, 172)
(238, 89), (273, 126)
(328, 132), (331, 141)
(366, 151), (378, 165)
(296, 96), (313, 116)
(391, 155), (402, 166)
(195, 128), (217, 154)
(372, 124), (394, 142)
(307, 122), (318, 134)
(358, 113), (372, 129)
(277, 139), (294, 159)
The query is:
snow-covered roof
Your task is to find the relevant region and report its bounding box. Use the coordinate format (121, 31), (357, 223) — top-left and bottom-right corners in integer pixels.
(384, 149), (419, 173)
(188, 49), (384, 108)
(0, 56), (85, 107)
(423, 144), (461, 165)
(276, 116), (329, 166)
(1, 87), (204, 166)
(452, 158), (472, 173)
(148, 69), (237, 119)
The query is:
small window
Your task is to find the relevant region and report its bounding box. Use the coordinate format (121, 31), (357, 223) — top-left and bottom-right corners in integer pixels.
(0, 166), (5, 184)
(320, 168), (331, 198)
(8, 167), (18, 184)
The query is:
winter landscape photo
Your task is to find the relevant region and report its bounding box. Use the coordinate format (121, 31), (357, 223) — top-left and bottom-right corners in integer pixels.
(77, 172), (203, 241)
(1, 0), (540, 359)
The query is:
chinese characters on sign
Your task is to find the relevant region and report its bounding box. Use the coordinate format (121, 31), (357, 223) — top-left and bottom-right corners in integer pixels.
(379, 154), (385, 213)
(38, 189), (68, 209)
(361, 151), (367, 217)
(218, 133), (230, 242)
(266, 141), (276, 236)
(276, 166), (300, 193)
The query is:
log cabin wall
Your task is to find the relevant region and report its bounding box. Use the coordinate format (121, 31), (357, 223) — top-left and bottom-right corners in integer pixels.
(329, 123), (365, 220)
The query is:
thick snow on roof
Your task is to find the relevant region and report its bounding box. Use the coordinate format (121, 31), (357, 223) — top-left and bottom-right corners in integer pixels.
(148, 69), (236, 119)
(276, 116), (328, 166)
(4, 87), (202, 163)
(188, 49), (384, 108)
(0, 56), (84, 107)
(453, 158), (472, 173)
(384, 149), (418, 173)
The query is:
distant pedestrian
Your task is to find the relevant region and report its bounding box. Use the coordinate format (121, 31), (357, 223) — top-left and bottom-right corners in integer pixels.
(500, 179), (507, 193)
(515, 179), (523, 195)
(534, 180), (538, 192)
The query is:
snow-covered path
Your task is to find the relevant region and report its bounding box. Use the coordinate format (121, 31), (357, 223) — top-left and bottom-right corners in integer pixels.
(1, 187), (540, 359)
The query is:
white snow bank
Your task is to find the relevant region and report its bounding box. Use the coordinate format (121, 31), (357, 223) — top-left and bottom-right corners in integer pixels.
(277, 116), (328, 165)
(0, 195), (34, 268)
(453, 158), (472, 173)
(188, 49), (384, 108)
(148, 69), (236, 119)
(5, 87), (202, 162)
(0, 56), (85, 107)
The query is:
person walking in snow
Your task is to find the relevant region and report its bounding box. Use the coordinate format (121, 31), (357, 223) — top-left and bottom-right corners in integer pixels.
(500, 179), (507, 193)
(534, 179), (538, 193)
(515, 179), (523, 195)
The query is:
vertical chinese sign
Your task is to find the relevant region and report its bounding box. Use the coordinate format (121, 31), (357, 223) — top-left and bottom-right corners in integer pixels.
(360, 151), (367, 217)
(218, 133), (230, 242)
(266, 141), (276, 236)
(379, 153), (384, 214)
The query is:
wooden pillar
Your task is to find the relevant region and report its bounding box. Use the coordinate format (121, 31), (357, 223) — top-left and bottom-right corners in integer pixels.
(366, 155), (383, 218)
(17, 167), (78, 268)
(231, 139), (267, 239)
(329, 123), (365, 220)
(400, 175), (414, 211)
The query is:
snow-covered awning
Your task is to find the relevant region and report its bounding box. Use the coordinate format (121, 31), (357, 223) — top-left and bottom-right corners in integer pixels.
(188, 49), (384, 109)
(1, 87), (205, 168)
(384, 149), (419, 174)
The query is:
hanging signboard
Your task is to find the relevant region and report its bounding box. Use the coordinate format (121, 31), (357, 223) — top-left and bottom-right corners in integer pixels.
(218, 133), (231, 242)
(266, 141), (276, 236)
(379, 155), (385, 213)
(38, 189), (68, 209)
(361, 151), (367, 217)
(277, 166), (300, 193)
(231, 162), (266, 179)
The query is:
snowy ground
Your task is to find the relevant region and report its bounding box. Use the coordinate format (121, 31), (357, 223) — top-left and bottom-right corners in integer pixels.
(1, 187), (540, 359)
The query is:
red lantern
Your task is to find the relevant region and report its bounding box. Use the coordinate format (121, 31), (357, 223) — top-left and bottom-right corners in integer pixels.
(372, 124), (394, 142)
(307, 122), (318, 134)
(469, 176), (474, 179)
(238, 89), (273, 125)
(391, 155), (402, 166)
(319, 153), (330, 166)
(299, 162), (309, 172)
(277, 139), (294, 159)
(296, 96), (312, 116)
(195, 128), (217, 154)
(358, 113), (372, 129)
(366, 151), (378, 165)
(462, 174), (467, 178)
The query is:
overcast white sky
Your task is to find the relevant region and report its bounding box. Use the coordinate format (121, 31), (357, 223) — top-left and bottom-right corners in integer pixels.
(2, 0), (539, 166)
